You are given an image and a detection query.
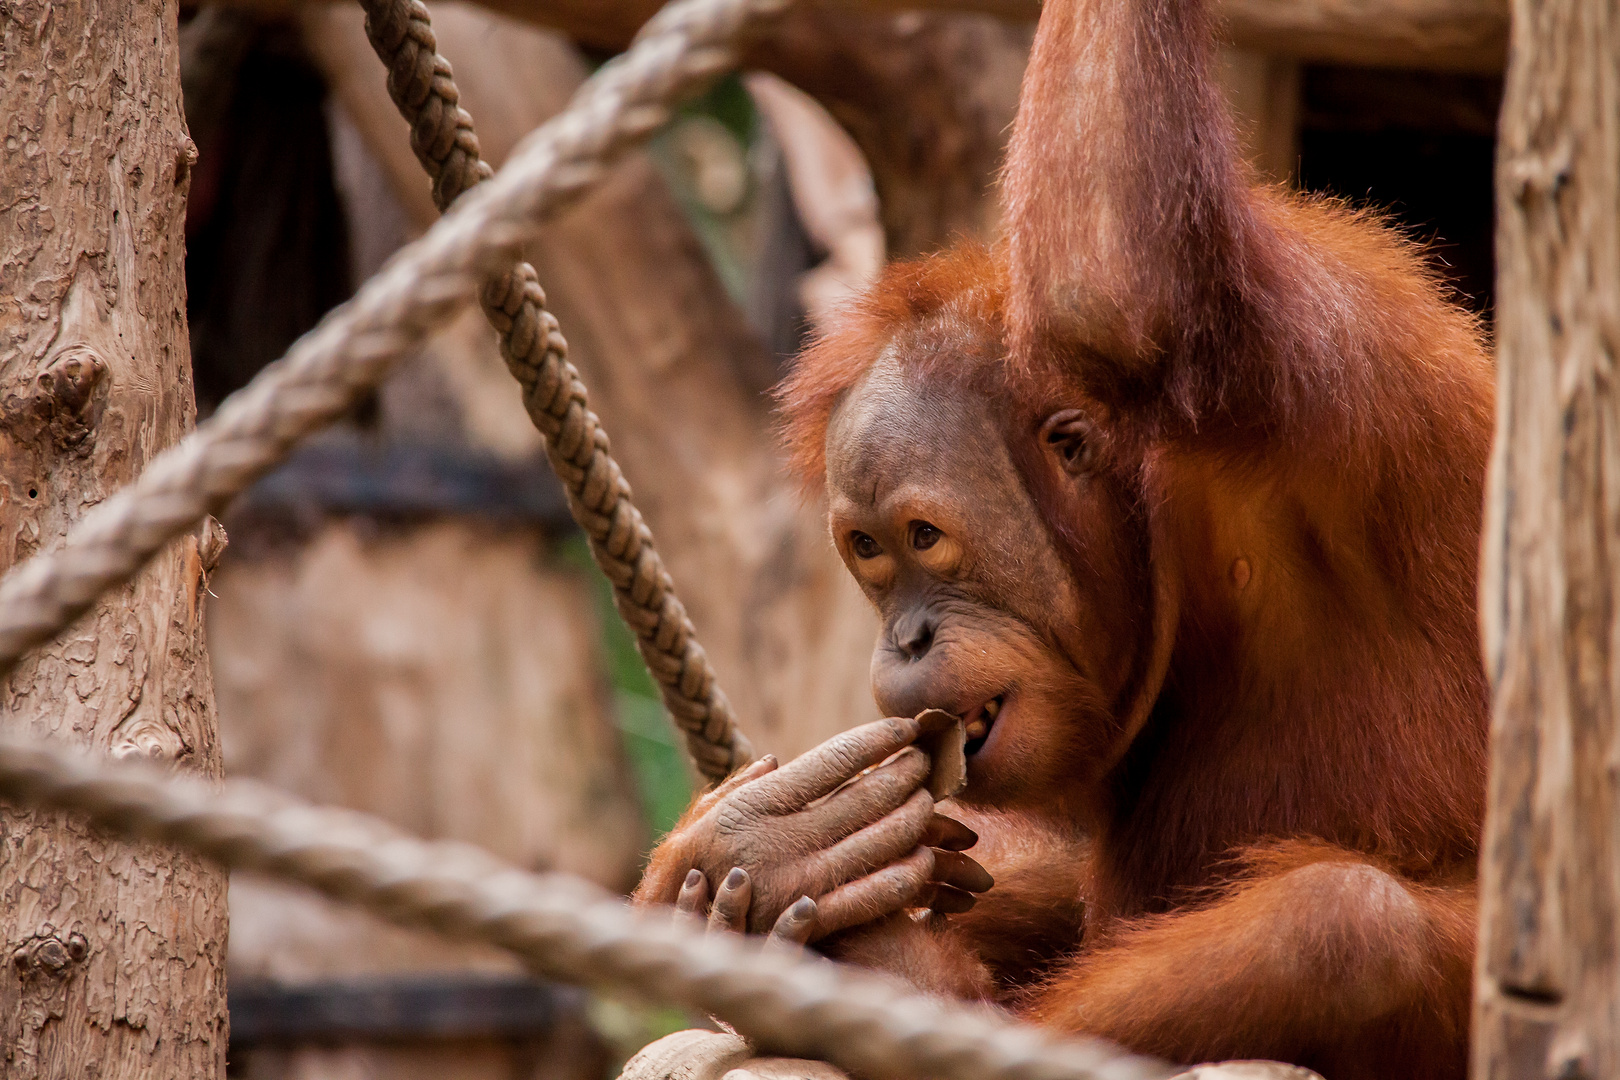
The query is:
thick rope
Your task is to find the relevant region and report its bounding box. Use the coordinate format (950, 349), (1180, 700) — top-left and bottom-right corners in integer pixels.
(0, 733), (1171, 1080)
(359, 0), (750, 779)
(0, 0), (781, 782)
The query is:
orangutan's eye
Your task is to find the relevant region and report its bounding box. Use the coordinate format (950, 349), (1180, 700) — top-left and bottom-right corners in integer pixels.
(1043, 409), (1098, 475)
(850, 532), (882, 559)
(911, 522), (942, 551)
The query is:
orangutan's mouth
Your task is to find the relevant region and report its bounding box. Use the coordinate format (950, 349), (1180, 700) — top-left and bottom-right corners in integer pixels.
(963, 696), (1003, 756)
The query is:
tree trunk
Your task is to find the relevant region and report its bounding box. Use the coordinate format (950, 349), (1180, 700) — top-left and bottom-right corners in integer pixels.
(1475, 0), (1620, 1076)
(0, 1), (228, 1077)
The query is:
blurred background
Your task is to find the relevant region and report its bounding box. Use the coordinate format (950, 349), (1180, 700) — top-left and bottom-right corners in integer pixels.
(172, 2), (1503, 1076)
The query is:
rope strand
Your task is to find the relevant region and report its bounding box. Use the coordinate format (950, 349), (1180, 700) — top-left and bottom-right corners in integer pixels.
(358, 0), (750, 778)
(0, 733), (1168, 1080)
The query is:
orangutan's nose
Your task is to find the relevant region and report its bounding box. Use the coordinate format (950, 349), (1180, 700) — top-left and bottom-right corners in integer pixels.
(891, 609), (935, 660)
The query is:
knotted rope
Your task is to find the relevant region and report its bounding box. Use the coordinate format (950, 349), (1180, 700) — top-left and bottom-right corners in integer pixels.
(0, 733), (1169, 1080)
(358, 0), (750, 779)
(0, 0), (770, 780)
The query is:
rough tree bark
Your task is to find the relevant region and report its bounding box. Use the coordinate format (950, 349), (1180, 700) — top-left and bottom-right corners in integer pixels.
(0, 0), (229, 1077)
(1475, 0), (1620, 1076)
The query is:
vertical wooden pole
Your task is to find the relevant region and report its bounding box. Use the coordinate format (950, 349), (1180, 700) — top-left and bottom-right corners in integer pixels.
(0, 0), (227, 1075)
(1476, 0), (1620, 1075)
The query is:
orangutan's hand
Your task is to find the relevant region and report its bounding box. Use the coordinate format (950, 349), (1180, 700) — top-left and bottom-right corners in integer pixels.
(633, 715), (991, 941)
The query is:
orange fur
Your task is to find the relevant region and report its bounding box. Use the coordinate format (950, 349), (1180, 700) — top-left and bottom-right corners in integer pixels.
(776, 0), (1492, 1074)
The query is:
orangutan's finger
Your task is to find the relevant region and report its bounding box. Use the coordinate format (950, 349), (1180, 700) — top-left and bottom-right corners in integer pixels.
(924, 882), (978, 914)
(767, 896), (819, 947)
(692, 755), (778, 817)
(931, 849), (994, 894)
(675, 868), (709, 917)
(755, 717), (921, 809)
(708, 867), (752, 934)
(921, 813), (979, 852)
(794, 746), (930, 844)
(809, 847), (935, 939)
(807, 787), (935, 894)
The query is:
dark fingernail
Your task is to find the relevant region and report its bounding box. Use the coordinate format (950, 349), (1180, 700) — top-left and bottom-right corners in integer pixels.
(790, 896), (816, 917)
(684, 869), (703, 889)
(724, 867), (748, 890)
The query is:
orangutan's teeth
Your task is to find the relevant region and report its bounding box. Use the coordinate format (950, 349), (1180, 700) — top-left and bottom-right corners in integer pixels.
(965, 719), (988, 741)
(984, 698), (1001, 719)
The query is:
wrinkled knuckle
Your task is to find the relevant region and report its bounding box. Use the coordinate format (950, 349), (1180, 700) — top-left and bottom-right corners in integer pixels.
(712, 801), (756, 838)
(821, 741), (864, 778)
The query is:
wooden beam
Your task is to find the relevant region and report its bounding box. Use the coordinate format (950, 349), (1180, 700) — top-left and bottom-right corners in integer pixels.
(1222, 0), (1507, 72)
(1476, 0), (1620, 1075)
(469, 0), (1510, 71)
(210, 0), (1508, 72)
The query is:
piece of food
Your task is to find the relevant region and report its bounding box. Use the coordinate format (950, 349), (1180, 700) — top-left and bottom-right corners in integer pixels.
(915, 708), (967, 800)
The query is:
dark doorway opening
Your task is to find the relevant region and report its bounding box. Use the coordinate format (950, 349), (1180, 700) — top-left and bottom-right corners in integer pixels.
(1296, 66), (1502, 318)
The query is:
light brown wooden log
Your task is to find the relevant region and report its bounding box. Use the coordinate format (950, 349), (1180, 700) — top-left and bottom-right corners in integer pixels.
(0, 0), (228, 1075)
(211, 519), (641, 1079)
(615, 1031), (1325, 1080)
(1475, 0), (1620, 1074)
(311, 0), (1026, 259)
(212, 0), (1509, 72)
(210, 521), (645, 888)
(1220, 0), (1506, 71)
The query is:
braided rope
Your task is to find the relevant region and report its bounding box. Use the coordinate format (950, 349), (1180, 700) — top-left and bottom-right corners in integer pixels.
(0, 733), (1171, 1080)
(359, 0), (750, 778)
(0, 0), (780, 783)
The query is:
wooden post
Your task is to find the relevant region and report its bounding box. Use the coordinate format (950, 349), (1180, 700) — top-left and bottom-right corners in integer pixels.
(1476, 0), (1620, 1076)
(0, 0), (228, 1075)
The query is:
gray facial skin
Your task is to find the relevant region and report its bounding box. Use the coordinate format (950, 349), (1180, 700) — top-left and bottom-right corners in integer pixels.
(824, 352), (1103, 808)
